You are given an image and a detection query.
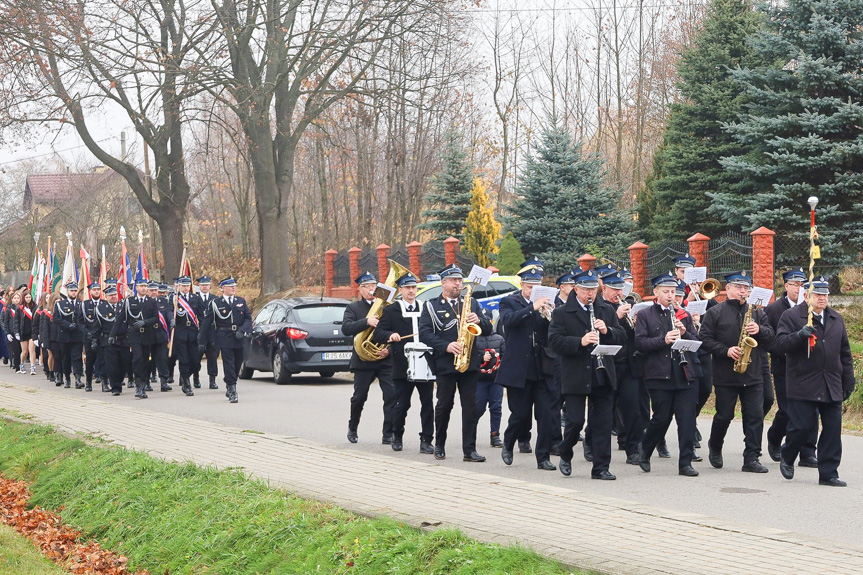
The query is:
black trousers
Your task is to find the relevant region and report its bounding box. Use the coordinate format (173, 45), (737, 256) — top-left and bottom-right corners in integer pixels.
(151, 342), (169, 379)
(105, 345), (132, 393)
(85, 341), (101, 383)
(174, 338), (199, 378)
(616, 370), (646, 457)
(8, 339), (21, 370)
(560, 385), (614, 474)
(349, 365), (396, 436)
(782, 398), (843, 481)
(504, 378), (556, 463)
(51, 342), (62, 376)
(392, 377), (434, 442)
(434, 371), (479, 455)
(197, 342), (220, 379)
(709, 384), (764, 461)
(131, 343), (154, 382)
(642, 385), (697, 469)
(220, 346), (244, 386)
(768, 373), (817, 458)
(59, 341), (83, 378)
(42, 344), (50, 376)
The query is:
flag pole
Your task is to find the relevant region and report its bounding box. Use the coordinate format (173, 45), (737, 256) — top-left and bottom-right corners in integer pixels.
(168, 243), (188, 357)
(806, 196), (819, 358)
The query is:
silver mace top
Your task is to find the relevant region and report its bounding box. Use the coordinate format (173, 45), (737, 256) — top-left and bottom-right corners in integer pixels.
(807, 196), (819, 210)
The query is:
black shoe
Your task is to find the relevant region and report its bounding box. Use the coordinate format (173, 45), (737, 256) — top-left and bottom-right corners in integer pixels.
(626, 454), (640, 465)
(742, 459), (769, 473)
(434, 447), (446, 460)
(140, 390), (148, 399)
(692, 451), (703, 463)
(490, 432), (503, 448)
(780, 458), (794, 480)
(767, 441), (782, 462)
(150, 375), (157, 383)
(819, 477), (847, 487)
(226, 385), (238, 403)
(347, 429), (358, 443)
(101, 382), (111, 393)
(391, 437), (403, 452)
(591, 470), (616, 480)
(419, 440), (434, 454)
(708, 446), (723, 469)
(679, 466), (699, 477)
(657, 440), (671, 458)
(167, 376), (174, 384)
(160, 378), (172, 392)
(94, 377), (102, 384)
(501, 448), (513, 466)
(611, 428), (618, 437)
(550, 443), (560, 456)
(64, 379), (71, 389)
(55, 378), (63, 387)
(463, 451), (486, 462)
(84, 383), (92, 392)
(145, 383), (153, 392)
(193, 376), (201, 389)
(111, 390), (121, 396)
(518, 440), (532, 454)
(181, 378), (194, 397)
(75, 377), (84, 389)
(127, 380), (135, 389)
(638, 447), (651, 473)
(693, 438), (701, 449)
(537, 460), (556, 471)
(382, 434), (393, 445)
(209, 377), (218, 390)
(559, 458), (572, 476)
(583, 442), (593, 462)
(799, 456), (818, 468)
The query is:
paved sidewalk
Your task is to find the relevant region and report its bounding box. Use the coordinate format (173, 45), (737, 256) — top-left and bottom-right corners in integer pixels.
(2, 381), (862, 575)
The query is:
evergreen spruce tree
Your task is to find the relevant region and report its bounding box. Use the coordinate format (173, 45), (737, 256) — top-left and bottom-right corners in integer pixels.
(419, 133), (474, 241)
(496, 231), (525, 275)
(640, 0), (763, 242)
(717, 0), (863, 262)
(463, 178), (501, 267)
(507, 119), (634, 274)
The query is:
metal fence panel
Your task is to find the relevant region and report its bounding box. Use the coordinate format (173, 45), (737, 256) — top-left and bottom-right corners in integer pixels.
(708, 233), (752, 283)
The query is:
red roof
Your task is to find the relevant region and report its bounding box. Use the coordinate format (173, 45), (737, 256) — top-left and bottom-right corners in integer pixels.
(25, 170), (119, 205)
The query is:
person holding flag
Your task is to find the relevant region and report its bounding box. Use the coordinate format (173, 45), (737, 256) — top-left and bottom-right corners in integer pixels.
(111, 277), (162, 399)
(173, 276), (199, 396)
(78, 281), (106, 392)
(53, 280), (84, 389)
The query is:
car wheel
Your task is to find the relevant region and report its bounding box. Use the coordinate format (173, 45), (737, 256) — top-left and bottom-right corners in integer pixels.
(238, 361), (254, 380)
(319, 371), (335, 378)
(272, 349), (292, 385)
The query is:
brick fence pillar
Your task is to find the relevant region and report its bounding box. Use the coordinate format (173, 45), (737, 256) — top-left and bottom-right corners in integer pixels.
(348, 246), (362, 298)
(407, 241), (422, 278)
(376, 243), (391, 282)
(324, 249), (337, 297)
(628, 241), (649, 297)
(577, 253), (597, 271)
(687, 233), (710, 269)
(443, 236), (459, 266)
(751, 226), (776, 297)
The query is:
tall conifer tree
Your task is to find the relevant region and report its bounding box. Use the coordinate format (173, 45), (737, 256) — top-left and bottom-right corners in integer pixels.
(419, 133), (474, 241)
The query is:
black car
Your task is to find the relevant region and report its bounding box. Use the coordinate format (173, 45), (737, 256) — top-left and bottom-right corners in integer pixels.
(239, 297), (353, 384)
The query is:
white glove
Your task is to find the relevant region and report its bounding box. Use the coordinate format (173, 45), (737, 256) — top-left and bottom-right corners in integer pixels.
(14, 334), (20, 341)
(6, 335), (11, 342)
(33, 339), (38, 347)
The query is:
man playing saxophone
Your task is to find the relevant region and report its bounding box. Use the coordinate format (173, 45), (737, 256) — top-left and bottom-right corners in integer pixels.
(419, 264), (492, 462)
(699, 270), (774, 474)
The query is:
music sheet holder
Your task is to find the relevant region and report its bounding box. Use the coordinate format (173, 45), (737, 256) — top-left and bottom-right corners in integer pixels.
(671, 340), (702, 353)
(591, 345), (622, 357)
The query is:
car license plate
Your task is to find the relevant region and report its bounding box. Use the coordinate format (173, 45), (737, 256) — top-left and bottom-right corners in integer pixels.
(322, 352), (351, 361)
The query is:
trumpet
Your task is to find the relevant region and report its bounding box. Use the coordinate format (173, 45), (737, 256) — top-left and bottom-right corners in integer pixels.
(692, 278), (721, 300)
(539, 302), (554, 321)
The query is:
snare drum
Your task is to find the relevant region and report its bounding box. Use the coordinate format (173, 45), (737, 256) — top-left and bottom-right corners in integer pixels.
(405, 342), (435, 382)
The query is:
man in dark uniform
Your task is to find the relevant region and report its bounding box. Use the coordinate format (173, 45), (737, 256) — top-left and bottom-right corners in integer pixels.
(111, 278), (162, 399)
(601, 270), (645, 465)
(53, 281), (84, 389)
(99, 284), (129, 396)
(635, 272), (702, 477)
(548, 269), (624, 480)
(419, 263), (492, 462)
(78, 281), (105, 392)
(341, 271), (397, 444)
(700, 270), (774, 473)
(173, 276), (199, 397)
(192, 276), (219, 389)
(765, 267), (817, 467)
(373, 272), (434, 454)
(147, 281), (172, 392)
(158, 282), (176, 384)
(497, 261), (556, 471)
(197, 276), (252, 403)
(775, 276), (856, 486)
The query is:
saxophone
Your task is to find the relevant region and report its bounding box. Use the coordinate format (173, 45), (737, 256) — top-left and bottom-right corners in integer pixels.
(453, 284), (482, 373)
(732, 302), (759, 374)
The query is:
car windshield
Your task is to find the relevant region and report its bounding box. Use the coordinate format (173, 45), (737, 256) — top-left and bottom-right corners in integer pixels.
(293, 305), (347, 324)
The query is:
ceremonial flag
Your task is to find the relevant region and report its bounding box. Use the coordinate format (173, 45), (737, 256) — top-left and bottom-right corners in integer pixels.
(99, 245), (107, 288)
(34, 254), (46, 305)
(80, 246), (92, 300)
(118, 236), (132, 300)
(28, 247), (38, 297)
(49, 238), (62, 293)
(135, 243), (149, 284)
(60, 236), (77, 296)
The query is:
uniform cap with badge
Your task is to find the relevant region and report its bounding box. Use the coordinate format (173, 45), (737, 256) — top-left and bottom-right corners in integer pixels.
(674, 253), (696, 269)
(724, 270), (752, 287)
(573, 269), (600, 288)
(354, 271), (376, 285)
(438, 263), (463, 279)
(783, 267), (807, 283)
(651, 271), (678, 288)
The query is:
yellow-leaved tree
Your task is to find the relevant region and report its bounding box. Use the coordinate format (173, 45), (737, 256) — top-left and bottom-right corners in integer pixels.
(463, 178), (501, 268)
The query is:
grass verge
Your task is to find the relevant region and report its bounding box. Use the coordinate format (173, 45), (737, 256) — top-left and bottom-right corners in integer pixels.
(0, 420), (580, 575)
(0, 524), (68, 575)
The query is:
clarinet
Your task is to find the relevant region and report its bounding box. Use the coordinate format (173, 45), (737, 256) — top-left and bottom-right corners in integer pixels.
(669, 303), (688, 367)
(588, 298), (606, 372)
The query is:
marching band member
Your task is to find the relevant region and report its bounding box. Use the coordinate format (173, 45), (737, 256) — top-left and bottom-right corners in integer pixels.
(496, 260), (557, 471)
(173, 276), (200, 397)
(775, 276), (856, 486)
(419, 264), (492, 462)
(699, 271), (774, 473)
(549, 269), (624, 480)
(373, 272), (434, 454)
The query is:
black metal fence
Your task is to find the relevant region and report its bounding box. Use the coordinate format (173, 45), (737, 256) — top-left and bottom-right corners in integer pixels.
(708, 232), (753, 284)
(330, 242), (480, 287)
(775, 230), (863, 293)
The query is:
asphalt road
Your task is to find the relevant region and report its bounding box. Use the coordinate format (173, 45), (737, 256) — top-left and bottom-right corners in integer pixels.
(5, 363), (863, 545)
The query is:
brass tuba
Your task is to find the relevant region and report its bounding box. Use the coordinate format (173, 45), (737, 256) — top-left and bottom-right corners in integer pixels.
(353, 259), (411, 362)
(454, 284), (482, 373)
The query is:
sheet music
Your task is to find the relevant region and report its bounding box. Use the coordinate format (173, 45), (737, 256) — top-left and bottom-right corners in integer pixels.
(374, 283), (396, 303)
(467, 265), (492, 286)
(686, 300), (708, 316)
(684, 267), (707, 285)
(591, 345), (622, 357)
(672, 339), (702, 352)
(748, 287), (773, 307)
(622, 282), (633, 297)
(629, 301), (653, 318)
(529, 285), (559, 303)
